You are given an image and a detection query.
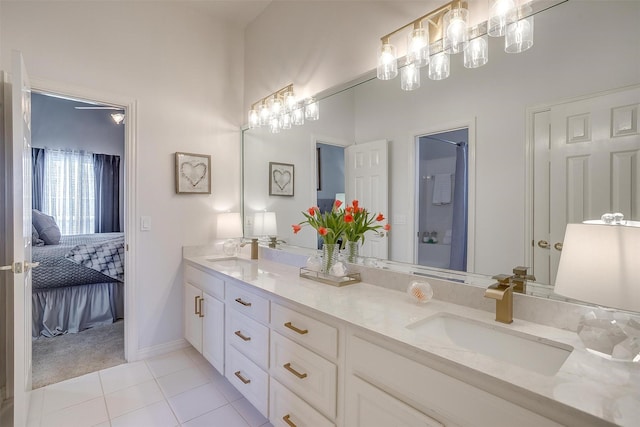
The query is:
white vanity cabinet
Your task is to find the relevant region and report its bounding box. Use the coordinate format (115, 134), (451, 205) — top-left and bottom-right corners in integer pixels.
(269, 302), (339, 427)
(345, 332), (563, 427)
(183, 264), (225, 374)
(225, 279), (271, 417)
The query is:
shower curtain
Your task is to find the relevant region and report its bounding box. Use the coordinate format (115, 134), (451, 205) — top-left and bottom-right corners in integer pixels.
(449, 142), (468, 271)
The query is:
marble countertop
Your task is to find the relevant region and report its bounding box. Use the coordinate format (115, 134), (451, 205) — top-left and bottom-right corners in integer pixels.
(184, 254), (639, 427)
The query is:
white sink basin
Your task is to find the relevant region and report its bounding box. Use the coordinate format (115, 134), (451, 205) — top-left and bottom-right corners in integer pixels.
(406, 313), (573, 376)
(204, 257), (276, 281)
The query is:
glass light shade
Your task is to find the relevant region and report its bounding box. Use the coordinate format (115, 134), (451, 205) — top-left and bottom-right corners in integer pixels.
(248, 109), (260, 129)
(377, 42), (398, 80)
(488, 0), (516, 37)
(428, 51), (450, 80)
(505, 15), (534, 53)
(407, 27), (429, 67)
(444, 7), (469, 54)
(464, 35), (489, 68)
(269, 115), (281, 133)
(304, 97), (319, 121)
(259, 103), (270, 126)
(269, 97), (283, 117)
(284, 90), (297, 112)
(110, 112), (125, 125)
(292, 105), (305, 125)
(400, 62), (420, 91)
(281, 112), (292, 130)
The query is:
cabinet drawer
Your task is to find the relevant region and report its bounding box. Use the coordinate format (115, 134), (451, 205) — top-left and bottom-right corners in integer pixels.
(270, 379), (334, 427)
(226, 345), (269, 417)
(271, 332), (336, 420)
(349, 335), (562, 427)
(272, 303), (338, 359)
(346, 375), (443, 427)
(228, 308), (269, 369)
(226, 282), (269, 324)
(185, 264), (224, 300)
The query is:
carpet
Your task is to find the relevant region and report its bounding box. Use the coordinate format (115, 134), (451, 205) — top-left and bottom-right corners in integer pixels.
(32, 320), (125, 389)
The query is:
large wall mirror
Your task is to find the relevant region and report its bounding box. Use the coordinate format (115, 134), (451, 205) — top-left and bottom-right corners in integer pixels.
(242, 0), (639, 301)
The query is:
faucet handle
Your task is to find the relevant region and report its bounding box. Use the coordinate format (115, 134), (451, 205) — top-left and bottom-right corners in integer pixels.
(512, 266), (536, 281)
(491, 274), (512, 286)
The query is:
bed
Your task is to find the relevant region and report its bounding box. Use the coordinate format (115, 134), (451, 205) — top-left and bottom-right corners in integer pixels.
(32, 233), (125, 338)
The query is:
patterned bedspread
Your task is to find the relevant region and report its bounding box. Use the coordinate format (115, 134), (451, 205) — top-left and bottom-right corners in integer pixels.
(32, 233), (124, 291)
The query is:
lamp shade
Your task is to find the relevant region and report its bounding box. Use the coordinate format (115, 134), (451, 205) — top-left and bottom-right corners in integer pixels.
(215, 212), (243, 239)
(555, 223), (640, 312)
(263, 212), (278, 236)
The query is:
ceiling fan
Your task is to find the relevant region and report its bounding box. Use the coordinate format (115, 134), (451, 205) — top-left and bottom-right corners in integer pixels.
(74, 106), (125, 124)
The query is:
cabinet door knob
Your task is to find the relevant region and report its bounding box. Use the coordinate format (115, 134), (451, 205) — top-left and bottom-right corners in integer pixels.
(283, 362), (308, 379)
(234, 330), (251, 341)
(283, 414), (297, 427)
(235, 297), (252, 307)
(284, 321), (308, 335)
(234, 371), (251, 384)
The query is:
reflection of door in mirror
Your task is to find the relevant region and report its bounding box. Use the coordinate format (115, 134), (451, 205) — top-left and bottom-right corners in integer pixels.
(416, 129), (469, 272)
(345, 140), (389, 259)
(316, 142), (345, 249)
(532, 86), (640, 285)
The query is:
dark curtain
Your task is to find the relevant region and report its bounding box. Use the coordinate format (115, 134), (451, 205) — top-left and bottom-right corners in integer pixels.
(32, 148), (45, 210)
(93, 154), (121, 233)
(449, 142), (468, 271)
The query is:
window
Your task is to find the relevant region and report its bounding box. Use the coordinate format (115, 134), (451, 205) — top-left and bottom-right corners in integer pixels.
(42, 149), (96, 235)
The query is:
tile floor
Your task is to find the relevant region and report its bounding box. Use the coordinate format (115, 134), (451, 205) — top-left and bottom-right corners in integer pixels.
(27, 346), (274, 427)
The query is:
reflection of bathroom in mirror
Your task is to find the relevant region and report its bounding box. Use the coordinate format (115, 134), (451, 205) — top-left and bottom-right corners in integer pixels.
(243, 0), (639, 295)
(316, 142), (345, 249)
(416, 129), (468, 272)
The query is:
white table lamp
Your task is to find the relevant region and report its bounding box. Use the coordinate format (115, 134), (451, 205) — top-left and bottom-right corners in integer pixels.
(555, 216), (640, 361)
(253, 211), (278, 247)
(216, 212), (243, 256)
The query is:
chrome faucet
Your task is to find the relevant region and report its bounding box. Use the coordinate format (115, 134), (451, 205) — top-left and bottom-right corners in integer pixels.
(484, 274), (514, 324)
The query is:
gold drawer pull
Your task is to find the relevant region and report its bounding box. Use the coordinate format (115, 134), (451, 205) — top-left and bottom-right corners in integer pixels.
(283, 362), (307, 379)
(194, 296), (201, 315)
(284, 321), (308, 335)
(283, 414), (297, 427)
(235, 297), (252, 307)
(198, 297), (204, 318)
(234, 371), (251, 384)
(234, 330), (251, 341)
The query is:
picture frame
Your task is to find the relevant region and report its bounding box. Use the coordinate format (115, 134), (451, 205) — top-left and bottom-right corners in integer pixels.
(175, 152), (211, 194)
(269, 162), (294, 196)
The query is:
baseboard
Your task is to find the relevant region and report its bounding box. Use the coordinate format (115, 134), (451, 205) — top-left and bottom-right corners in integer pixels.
(133, 338), (190, 361)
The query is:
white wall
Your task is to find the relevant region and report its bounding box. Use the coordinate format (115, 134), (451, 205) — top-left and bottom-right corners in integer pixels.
(245, 0), (640, 275)
(1, 2), (244, 353)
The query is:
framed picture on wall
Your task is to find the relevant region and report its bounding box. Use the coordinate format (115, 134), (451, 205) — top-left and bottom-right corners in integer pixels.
(269, 162), (294, 196)
(175, 152), (211, 194)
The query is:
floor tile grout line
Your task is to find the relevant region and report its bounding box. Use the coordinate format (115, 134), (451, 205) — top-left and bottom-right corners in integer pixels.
(97, 369), (113, 426)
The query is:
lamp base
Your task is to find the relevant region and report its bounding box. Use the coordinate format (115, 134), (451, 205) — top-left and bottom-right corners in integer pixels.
(577, 308), (640, 362)
(222, 239), (239, 256)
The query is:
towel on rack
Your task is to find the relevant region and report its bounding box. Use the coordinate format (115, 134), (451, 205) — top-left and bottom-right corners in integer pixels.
(432, 173), (452, 205)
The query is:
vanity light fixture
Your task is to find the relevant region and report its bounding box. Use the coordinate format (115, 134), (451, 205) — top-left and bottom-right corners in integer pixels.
(554, 214), (640, 362)
(248, 84), (319, 132)
(376, 0), (536, 90)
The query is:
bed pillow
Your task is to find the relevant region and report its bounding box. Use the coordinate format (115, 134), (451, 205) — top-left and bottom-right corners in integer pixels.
(31, 225), (45, 247)
(32, 209), (61, 245)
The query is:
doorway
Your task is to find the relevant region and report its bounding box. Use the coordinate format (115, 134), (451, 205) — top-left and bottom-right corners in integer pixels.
(315, 142), (346, 248)
(30, 91), (127, 388)
(415, 128), (469, 271)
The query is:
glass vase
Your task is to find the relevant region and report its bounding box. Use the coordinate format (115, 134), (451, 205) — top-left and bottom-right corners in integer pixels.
(322, 243), (339, 274)
(345, 240), (359, 264)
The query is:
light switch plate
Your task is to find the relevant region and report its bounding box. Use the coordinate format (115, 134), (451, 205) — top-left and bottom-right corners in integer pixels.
(141, 216), (151, 231)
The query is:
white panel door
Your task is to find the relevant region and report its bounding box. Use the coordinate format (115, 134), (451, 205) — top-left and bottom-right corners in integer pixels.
(6, 50), (33, 427)
(536, 86), (640, 284)
(345, 140), (389, 259)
